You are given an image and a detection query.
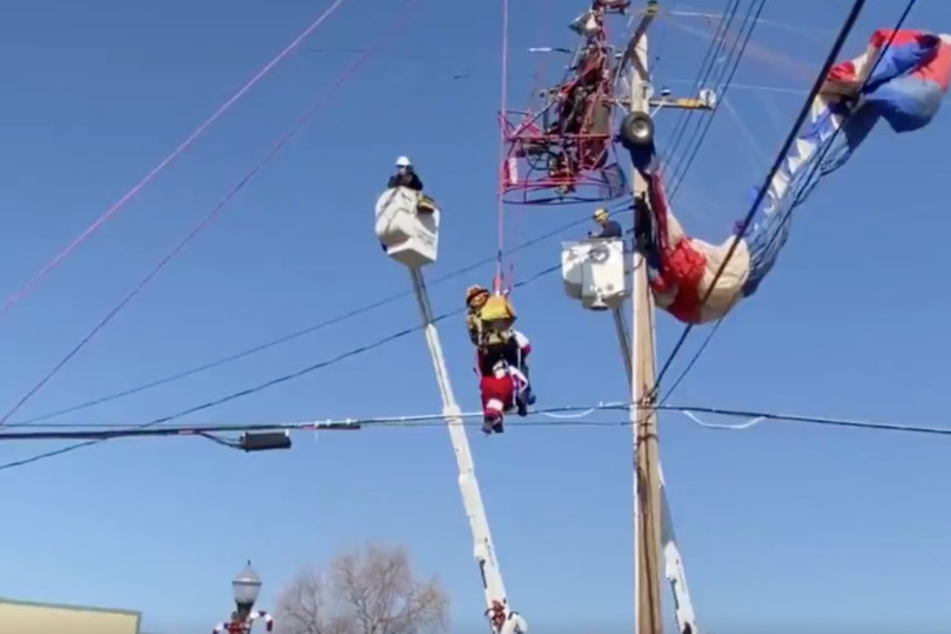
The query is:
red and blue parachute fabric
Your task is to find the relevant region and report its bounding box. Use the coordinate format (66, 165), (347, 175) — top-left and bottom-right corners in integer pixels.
(640, 30), (950, 325)
(744, 29), (951, 297)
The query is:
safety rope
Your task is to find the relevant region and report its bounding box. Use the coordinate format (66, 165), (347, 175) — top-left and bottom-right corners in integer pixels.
(504, 0), (552, 295)
(494, 0), (510, 294)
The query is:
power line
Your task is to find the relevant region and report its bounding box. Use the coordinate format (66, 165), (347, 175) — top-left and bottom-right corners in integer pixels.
(3, 402), (951, 452)
(0, 0), (349, 322)
(0, 0), (420, 431)
(650, 0), (869, 398)
(665, 10), (834, 39)
(664, 0), (750, 187)
(0, 261), (563, 472)
(12, 212), (596, 428)
(655, 0), (916, 404)
(667, 0), (767, 199)
(664, 79), (807, 95)
(659, 0), (740, 170)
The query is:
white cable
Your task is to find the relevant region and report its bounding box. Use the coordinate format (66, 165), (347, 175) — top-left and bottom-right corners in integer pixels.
(538, 407), (599, 419)
(679, 409), (765, 431)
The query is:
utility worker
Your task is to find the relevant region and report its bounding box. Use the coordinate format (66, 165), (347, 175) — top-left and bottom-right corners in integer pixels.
(465, 285), (491, 345)
(466, 284), (520, 349)
(588, 207), (622, 239)
(466, 284), (522, 365)
(387, 156), (424, 191)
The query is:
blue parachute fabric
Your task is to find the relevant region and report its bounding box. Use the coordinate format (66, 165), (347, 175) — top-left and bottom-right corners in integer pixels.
(741, 100), (867, 297)
(867, 76), (945, 132)
(740, 31), (948, 297)
(866, 33), (945, 131)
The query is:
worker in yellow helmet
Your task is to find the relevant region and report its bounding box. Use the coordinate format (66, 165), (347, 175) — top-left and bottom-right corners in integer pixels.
(465, 285), (492, 345)
(465, 284), (518, 349)
(465, 284), (535, 432)
(588, 207), (623, 239)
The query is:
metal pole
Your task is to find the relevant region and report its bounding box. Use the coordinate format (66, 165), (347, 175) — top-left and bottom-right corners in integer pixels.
(408, 267), (510, 629)
(628, 13), (665, 634)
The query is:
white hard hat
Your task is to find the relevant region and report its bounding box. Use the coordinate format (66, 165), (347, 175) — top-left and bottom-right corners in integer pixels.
(395, 156), (411, 167)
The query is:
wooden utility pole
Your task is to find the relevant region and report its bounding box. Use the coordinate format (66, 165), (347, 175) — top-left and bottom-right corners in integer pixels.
(628, 7), (664, 634)
(626, 3), (712, 633)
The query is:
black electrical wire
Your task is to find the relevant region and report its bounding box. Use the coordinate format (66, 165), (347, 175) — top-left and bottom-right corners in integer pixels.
(666, 0), (766, 198)
(664, 0), (755, 190)
(633, 2), (764, 406)
(0, 261), (563, 472)
(10, 16), (651, 432)
(4, 403), (951, 446)
(650, 0), (869, 399)
(6, 1), (902, 470)
(656, 0), (916, 405)
(11, 212), (593, 428)
(659, 0), (742, 169)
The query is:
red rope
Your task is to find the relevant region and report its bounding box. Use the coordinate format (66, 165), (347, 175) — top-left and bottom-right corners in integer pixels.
(0, 0), (420, 428)
(494, 0), (510, 294)
(0, 0), (350, 323)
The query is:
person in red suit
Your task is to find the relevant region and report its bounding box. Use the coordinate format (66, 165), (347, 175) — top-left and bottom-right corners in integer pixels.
(465, 286), (534, 433)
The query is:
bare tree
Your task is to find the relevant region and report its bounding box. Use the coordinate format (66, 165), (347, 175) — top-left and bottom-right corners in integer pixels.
(276, 543), (449, 634)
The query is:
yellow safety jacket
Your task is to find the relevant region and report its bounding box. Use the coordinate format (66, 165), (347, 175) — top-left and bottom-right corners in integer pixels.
(471, 295), (517, 347)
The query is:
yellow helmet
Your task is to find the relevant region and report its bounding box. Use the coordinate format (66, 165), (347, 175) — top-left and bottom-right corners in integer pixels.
(593, 207), (609, 222)
(466, 285), (490, 306)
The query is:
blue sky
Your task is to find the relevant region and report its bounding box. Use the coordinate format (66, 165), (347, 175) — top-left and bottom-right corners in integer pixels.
(0, 0), (949, 632)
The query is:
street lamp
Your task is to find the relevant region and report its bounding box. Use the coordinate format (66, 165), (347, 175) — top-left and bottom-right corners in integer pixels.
(212, 561), (274, 633)
(232, 562), (262, 613)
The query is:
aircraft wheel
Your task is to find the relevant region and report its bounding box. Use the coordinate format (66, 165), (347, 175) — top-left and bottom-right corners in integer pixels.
(620, 111), (654, 148)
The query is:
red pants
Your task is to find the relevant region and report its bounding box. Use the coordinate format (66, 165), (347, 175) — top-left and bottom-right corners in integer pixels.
(480, 375), (516, 420)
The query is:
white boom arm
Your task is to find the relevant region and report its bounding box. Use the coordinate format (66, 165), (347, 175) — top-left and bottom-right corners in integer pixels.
(375, 183), (521, 633)
(409, 268), (519, 633)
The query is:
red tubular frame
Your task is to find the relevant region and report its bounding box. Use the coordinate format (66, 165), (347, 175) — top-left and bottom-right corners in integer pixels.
(498, 1), (630, 206)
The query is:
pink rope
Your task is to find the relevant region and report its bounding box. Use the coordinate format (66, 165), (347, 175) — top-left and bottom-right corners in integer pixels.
(0, 0), (418, 428)
(506, 0), (550, 291)
(0, 0), (349, 321)
(494, 0), (510, 294)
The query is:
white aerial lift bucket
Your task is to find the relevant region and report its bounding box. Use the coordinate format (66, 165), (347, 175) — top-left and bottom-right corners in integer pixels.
(560, 238), (627, 310)
(375, 186), (441, 268)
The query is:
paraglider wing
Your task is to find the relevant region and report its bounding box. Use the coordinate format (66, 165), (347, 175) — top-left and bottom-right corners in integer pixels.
(742, 29), (951, 297)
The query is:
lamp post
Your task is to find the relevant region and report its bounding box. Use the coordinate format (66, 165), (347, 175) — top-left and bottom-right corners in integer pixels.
(212, 562), (274, 634)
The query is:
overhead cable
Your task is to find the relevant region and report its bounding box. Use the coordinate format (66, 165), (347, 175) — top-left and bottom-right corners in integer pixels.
(659, 0), (741, 170)
(0, 0), (349, 322)
(0, 260), (562, 471)
(666, 0), (767, 198)
(656, 0), (915, 404)
(13, 212), (592, 428)
(650, 0), (870, 398)
(0, 0), (419, 430)
(3, 403), (951, 466)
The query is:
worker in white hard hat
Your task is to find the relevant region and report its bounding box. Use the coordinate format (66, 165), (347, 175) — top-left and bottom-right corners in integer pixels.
(386, 155), (424, 191)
